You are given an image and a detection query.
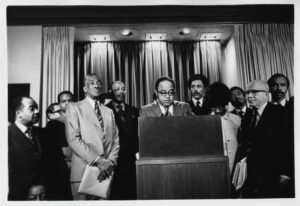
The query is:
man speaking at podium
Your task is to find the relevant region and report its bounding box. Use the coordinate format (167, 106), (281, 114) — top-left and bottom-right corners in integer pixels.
(140, 76), (192, 117)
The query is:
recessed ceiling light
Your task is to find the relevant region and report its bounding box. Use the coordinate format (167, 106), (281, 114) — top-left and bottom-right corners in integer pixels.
(122, 30), (133, 36)
(179, 28), (190, 35)
(89, 34), (110, 42)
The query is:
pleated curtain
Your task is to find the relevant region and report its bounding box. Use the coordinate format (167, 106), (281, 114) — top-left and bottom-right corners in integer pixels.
(41, 26), (75, 126)
(74, 41), (222, 108)
(234, 24), (294, 95)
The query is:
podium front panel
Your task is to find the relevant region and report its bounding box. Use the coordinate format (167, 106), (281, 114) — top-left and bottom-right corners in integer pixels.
(136, 156), (230, 199)
(138, 116), (223, 158)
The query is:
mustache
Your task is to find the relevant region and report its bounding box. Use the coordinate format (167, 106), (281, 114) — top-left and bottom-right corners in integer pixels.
(275, 91), (285, 95)
(192, 92), (201, 95)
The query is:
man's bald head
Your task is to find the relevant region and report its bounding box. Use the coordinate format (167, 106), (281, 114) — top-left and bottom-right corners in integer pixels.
(247, 80), (269, 92)
(246, 80), (269, 109)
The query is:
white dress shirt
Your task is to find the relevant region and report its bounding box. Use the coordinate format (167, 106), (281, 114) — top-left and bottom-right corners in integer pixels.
(192, 97), (203, 107)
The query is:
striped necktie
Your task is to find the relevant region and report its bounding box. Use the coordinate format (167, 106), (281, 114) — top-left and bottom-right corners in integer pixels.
(95, 100), (104, 129)
(164, 107), (171, 117)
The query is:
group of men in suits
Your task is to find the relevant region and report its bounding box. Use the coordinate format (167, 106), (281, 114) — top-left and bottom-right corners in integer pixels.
(8, 72), (294, 200)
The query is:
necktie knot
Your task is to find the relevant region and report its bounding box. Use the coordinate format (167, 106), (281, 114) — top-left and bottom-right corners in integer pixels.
(116, 104), (123, 111)
(25, 127), (32, 138)
(196, 100), (200, 106)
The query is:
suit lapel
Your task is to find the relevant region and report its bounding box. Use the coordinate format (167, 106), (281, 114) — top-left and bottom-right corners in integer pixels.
(12, 124), (41, 153)
(32, 127), (43, 153)
(100, 104), (109, 132)
(256, 103), (272, 130)
(173, 101), (182, 116)
(153, 103), (163, 116)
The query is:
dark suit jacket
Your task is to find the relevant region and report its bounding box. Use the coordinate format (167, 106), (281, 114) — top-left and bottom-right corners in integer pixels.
(234, 102), (287, 197)
(43, 120), (72, 200)
(140, 101), (192, 117)
(188, 99), (210, 115)
(106, 102), (139, 200)
(8, 124), (44, 200)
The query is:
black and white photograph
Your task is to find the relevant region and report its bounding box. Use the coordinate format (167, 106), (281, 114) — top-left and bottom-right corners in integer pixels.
(0, 0), (298, 205)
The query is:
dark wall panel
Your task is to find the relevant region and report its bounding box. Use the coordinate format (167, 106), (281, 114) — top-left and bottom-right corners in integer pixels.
(7, 5), (294, 25)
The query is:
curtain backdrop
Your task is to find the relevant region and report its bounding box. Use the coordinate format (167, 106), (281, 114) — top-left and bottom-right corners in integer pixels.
(234, 24), (294, 96)
(41, 26), (75, 126)
(74, 41), (222, 108)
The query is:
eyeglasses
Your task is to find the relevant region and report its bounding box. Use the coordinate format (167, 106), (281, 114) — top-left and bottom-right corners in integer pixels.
(245, 90), (268, 95)
(51, 110), (61, 114)
(157, 90), (175, 97)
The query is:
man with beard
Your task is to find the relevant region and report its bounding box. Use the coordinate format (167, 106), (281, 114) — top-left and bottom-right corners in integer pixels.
(106, 81), (139, 200)
(8, 96), (45, 200)
(233, 80), (290, 198)
(229, 86), (247, 118)
(140, 76), (192, 117)
(187, 74), (210, 115)
(65, 73), (119, 200)
(267, 73), (290, 107)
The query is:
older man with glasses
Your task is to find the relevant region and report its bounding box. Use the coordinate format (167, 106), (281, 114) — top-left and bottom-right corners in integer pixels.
(233, 80), (291, 198)
(140, 76), (192, 117)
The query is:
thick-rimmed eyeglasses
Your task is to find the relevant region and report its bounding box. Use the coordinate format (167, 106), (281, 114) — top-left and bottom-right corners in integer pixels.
(245, 90), (268, 95)
(157, 90), (175, 97)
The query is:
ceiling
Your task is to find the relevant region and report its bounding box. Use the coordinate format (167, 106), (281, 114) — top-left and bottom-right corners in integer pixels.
(75, 23), (233, 43)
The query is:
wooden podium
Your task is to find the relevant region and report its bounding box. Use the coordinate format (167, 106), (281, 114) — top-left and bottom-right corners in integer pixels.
(136, 116), (231, 199)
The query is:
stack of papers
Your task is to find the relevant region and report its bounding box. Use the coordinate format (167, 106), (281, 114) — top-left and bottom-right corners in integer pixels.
(232, 157), (247, 190)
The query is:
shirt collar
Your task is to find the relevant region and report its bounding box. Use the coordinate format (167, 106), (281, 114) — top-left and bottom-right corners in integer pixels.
(279, 98), (287, 106)
(257, 101), (268, 116)
(86, 96), (100, 109)
(242, 105), (247, 113)
(234, 105), (247, 114)
(192, 97), (203, 107)
(15, 120), (29, 134)
(272, 98), (287, 106)
(158, 102), (174, 115)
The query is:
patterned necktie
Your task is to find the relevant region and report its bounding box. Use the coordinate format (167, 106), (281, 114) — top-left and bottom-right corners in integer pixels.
(94, 100), (104, 129)
(164, 107), (171, 117)
(116, 104), (125, 122)
(25, 127), (37, 147)
(249, 108), (259, 137)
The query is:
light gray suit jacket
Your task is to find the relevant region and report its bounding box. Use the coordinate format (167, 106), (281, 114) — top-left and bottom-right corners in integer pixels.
(140, 101), (192, 117)
(65, 98), (119, 182)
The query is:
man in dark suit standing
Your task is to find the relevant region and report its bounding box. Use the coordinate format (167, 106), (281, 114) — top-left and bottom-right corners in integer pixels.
(106, 81), (139, 200)
(229, 86), (247, 118)
(43, 103), (73, 200)
(8, 96), (45, 200)
(234, 80), (290, 198)
(140, 76), (192, 117)
(187, 74), (210, 115)
(268, 73), (294, 197)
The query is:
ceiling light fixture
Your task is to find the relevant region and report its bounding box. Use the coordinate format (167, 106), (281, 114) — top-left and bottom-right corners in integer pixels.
(146, 33), (166, 41)
(200, 33), (222, 41)
(179, 28), (190, 35)
(88, 34), (110, 42)
(122, 30), (133, 36)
